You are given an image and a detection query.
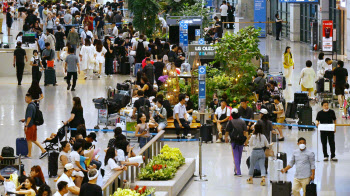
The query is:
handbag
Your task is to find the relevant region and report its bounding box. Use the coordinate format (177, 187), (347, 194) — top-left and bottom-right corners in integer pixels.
(265, 146), (274, 157)
(130, 50), (136, 56)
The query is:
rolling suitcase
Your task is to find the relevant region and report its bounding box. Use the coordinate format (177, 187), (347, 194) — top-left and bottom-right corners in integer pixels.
(48, 150), (59, 177)
(246, 156), (269, 177)
(272, 172), (292, 196)
(261, 55), (269, 72)
(200, 124), (213, 143)
(305, 181), (317, 196)
(285, 102), (296, 119)
(121, 62), (130, 75)
(297, 106), (313, 131)
(16, 137), (28, 156)
(44, 68), (56, 86)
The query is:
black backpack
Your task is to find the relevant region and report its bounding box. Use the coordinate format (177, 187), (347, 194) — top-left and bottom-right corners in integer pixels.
(1, 146), (15, 164)
(31, 103), (44, 126)
(228, 120), (247, 146)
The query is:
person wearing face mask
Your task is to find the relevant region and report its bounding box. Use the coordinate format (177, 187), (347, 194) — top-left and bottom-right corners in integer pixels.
(281, 137), (315, 196)
(174, 47), (185, 68)
(316, 101), (337, 161)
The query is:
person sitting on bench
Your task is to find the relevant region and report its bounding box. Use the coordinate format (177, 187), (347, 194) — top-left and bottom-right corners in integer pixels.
(174, 94), (191, 139)
(213, 99), (230, 143)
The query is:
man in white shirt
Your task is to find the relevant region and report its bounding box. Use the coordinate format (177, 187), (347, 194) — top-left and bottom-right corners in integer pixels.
(173, 94), (191, 139)
(213, 99), (230, 143)
(70, 6), (79, 15)
(299, 60), (316, 96)
(56, 163), (80, 196)
(80, 25), (94, 45)
(53, 181), (69, 196)
(220, 1), (228, 28)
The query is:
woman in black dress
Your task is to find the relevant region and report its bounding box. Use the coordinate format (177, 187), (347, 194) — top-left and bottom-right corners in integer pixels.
(64, 97), (85, 137)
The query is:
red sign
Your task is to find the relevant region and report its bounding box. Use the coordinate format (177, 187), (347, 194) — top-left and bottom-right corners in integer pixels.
(322, 20), (333, 52)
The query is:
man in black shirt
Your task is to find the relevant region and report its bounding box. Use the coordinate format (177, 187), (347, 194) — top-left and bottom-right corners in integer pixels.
(132, 90), (151, 123)
(168, 45), (178, 62)
(214, 16), (223, 38)
(333, 60), (348, 110)
(316, 101), (337, 161)
(79, 169), (102, 196)
(238, 98), (254, 145)
(143, 58), (155, 86)
(111, 0), (119, 11)
(13, 42), (28, 85)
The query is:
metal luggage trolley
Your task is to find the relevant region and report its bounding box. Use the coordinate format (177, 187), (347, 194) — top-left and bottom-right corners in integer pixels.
(92, 98), (118, 130)
(316, 78), (334, 107)
(0, 156), (23, 179)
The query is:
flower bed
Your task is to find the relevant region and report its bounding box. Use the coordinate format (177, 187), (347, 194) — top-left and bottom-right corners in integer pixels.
(139, 145), (185, 180)
(113, 186), (155, 196)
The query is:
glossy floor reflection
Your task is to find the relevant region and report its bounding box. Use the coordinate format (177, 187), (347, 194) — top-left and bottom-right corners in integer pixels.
(0, 20), (349, 195)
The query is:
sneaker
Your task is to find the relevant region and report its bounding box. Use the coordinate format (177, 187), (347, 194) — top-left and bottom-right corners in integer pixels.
(67, 84), (71, 90)
(71, 88), (75, 91)
(39, 151), (48, 159)
(331, 157), (338, 161)
(234, 174), (242, 177)
(216, 139), (221, 143)
(323, 157), (329, 161)
(278, 137), (285, 141)
(218, 132), (223, 138)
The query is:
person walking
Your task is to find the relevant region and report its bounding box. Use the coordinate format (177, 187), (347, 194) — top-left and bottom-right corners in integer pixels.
(55, 26), (66, 61)
(21, 93), (48, 159)
(283, 46), (294, 86)
(299, 60), (316, 96)
(225, 108), (247, 176)
(220, 1), (228, 28)
(275, 13), (283, 40)
(65, 48), (80, 91)
(214, 16), (223, 38)
(30, 50), (43, 83)
(64, 97), (85, 137)
(79, 38), (96, 79)
(6, 7), (12, 36)
(316, 101), (337, 161)
(95, 39), (106, 78)
(281, 137), (315, 196)
(273, 96), (285, 141)
(14, 42), (28, 85)
(67, 26), (79, 53)
(27, 80), (44, 103)
(333, 60), (348, 110)
(246, 123), (269, 186)
(104, 37), (114, 77)
(227, 2), (235, 29)
(0, 4), (4, 34)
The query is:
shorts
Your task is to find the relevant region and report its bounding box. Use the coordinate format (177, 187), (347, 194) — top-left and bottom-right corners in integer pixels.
(55, 44), (64, 51)
(301, 85), (314, 93)
(6, 22), (12, 28)
(72, 170), (84, 177)
(335, 84), (345, 95)
(276, 117), (285, 128)
(157, 122), (167, 130)
(26, 125), (37, 141)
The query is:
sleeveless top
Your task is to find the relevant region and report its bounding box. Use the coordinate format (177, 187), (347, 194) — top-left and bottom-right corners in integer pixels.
(58, 151), (71, 176)
(138, 123), (150, 138)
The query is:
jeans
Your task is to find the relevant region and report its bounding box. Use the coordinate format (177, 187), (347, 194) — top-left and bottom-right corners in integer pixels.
(97, 28), (102, 39)
(174, 119), (190, 136)
(67, 72), (78, 89)
(231, 142), (244, 175)
(16, 63), (25, 85)
(249, 149), (266, 177)
(139, 137), (151, 148)
(71, 44), (77, 54)
(320, 131), (336, 158)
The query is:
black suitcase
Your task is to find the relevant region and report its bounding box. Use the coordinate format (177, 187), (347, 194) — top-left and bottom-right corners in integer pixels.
(294, 91), (309, 105)
(272, 181), (292, 196)
(305, 181), (317, 196)
(297, 106), (313, 130)
(200, 124), (213, 143)
(261, 55), (269, 72)
(48, 151), (59, 177)
(277, 152), (287, 168)
(44, 68), (56, 86)
(285, 102), (296, 119)
(121, 62), (130, 75)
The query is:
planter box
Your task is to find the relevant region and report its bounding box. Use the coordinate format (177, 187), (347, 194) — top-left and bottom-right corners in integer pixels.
(155, 192), (169, 196)
(134, 158), (195, 196)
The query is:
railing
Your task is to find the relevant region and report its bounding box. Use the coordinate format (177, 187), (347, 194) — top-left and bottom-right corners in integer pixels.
(102, 130), (165, 196)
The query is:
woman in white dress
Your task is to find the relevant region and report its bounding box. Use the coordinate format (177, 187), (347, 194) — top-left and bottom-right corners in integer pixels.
(80, 38), (97, 79)
(94, 39), (106, 78)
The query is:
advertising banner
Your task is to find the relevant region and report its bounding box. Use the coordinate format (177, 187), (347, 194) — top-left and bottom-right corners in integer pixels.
(254, 0), (266, 37)
(322, 20), (333, 52)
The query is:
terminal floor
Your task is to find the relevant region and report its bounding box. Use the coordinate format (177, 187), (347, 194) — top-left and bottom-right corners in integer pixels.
(0, 22), (349, 195)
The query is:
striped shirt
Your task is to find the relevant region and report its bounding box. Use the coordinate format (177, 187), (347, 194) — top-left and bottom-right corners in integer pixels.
(289, 148), (315, 179)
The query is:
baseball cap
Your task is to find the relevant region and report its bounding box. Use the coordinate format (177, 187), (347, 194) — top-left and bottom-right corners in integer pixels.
(232, 108), (238, 114)
(87, 132), (97, 142)
(64, 163), (74, 170)
(260, 108), (268, 115)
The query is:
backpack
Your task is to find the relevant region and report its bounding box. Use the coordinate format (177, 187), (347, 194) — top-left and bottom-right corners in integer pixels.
(1, 146), (15, 158)
(138, 98), (150, 122)
(135, 41), (145, 63)
(38, 36), (45, 50)
(228, 120), (247, 146)
(31, 103), (44, 126)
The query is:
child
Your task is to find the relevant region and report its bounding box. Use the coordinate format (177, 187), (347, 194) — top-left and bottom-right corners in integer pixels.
(30, 50), (43, 83)
(344, 83), (350, 118)
(79, 149), (96, 170)
(273, 96), (285, 141)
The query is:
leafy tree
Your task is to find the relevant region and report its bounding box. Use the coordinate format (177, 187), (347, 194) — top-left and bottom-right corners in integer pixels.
(178, 2), (211, 29)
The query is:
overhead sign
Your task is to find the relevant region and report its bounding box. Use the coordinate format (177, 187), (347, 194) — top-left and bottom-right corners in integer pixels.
(195, 29), (201, 37)
(198, 38), (205, 45)
(279, 0), (319, 3)
(322, 20), (333, 52)
(254, 0), (266, 37)
(198, 66), (206, 75)
(179, 20), (189, 52)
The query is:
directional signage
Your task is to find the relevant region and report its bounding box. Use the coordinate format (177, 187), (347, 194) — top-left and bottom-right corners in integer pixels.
(195, 29), (201, 36)
(198, 66), (206, 75)
(199, 81), (206, 99)
(198, 38), (205, 45)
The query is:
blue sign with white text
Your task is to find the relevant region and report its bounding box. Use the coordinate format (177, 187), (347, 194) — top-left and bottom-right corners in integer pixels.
(198, 38), (205, 45)
(254, 0), (266, 37)
(195, 29), (201, 36)
(199, 81), (206, 99)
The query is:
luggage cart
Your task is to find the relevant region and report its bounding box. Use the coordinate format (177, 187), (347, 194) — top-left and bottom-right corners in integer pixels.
(316, 78), (334, 107)
(0, 156), (23, 179)
(92, 98), (118, 130)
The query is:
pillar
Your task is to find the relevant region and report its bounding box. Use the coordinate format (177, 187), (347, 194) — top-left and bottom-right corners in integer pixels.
(318, 0), (330, 51)
(346, 4), (350, 60)
(289, 3), (300, 42)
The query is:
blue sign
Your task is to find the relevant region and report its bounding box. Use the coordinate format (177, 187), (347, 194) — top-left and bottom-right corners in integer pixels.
(279, 0), (318, 3)
(195, 29), (201, 36)
(183, 23), (188, 29)
(179, 21), (184, 27)
(206, 0), (213, 7)
(198, 66), (206, 75)
(198, 38), (205, 45)
(254, 0), (266, 37)
(199, 81), (206, 99)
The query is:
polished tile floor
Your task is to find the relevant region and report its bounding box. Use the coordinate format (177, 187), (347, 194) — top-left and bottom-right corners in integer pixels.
(0, 20), (349, 196)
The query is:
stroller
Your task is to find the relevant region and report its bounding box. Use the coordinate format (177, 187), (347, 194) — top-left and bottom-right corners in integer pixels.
(43, 125), (69, 151)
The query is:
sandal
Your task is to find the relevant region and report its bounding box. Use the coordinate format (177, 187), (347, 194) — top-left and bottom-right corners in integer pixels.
(260, 179), (266, 186)
(247, 178), (253, 184)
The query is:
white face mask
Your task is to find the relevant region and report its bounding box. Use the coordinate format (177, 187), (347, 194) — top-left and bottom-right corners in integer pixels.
(185, 98), (189, 102)
(323, 109), (329, 112)
(299, 144), (306, 150)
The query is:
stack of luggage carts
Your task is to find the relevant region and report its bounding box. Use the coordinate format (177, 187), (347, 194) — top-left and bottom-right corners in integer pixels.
(92, 80), (132, 129)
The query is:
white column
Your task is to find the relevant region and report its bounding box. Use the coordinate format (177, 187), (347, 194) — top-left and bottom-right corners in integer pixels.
(318, 0), (330, 50)
(289, 3), (300, 42)
(346, 6), (350, 60)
